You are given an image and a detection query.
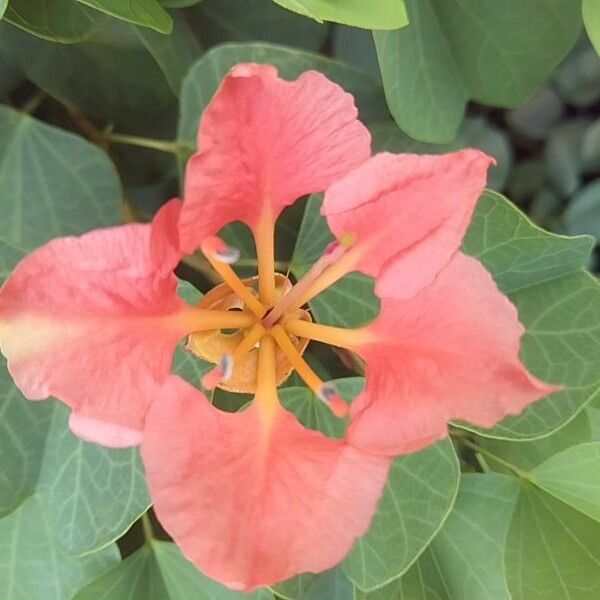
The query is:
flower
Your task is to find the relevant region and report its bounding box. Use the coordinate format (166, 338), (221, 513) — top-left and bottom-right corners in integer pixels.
(0, 64), (558, 590)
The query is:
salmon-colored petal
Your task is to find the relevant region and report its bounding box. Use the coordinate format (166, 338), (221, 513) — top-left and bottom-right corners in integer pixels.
(0, 200), (190, 447)
(142, 376), (391, 590)
(179, 63), (371, 253)
(322, 151), (493, 299)
(348, 253), (559, 456)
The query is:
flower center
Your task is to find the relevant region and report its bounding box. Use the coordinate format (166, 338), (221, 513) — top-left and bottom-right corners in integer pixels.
(187, 273), (312, 393)
(184, 234), (363, 418)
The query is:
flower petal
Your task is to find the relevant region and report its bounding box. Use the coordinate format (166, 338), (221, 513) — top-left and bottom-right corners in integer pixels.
(0, 200), (191, 447)
(142, 376), (391, 590)
(179, 63), (371, 253)
(348, 253), (559, 456)
(322, 150), (494, 299)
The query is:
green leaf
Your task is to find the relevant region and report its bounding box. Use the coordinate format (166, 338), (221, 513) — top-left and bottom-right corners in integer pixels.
(73, 541), (273, 599)
(279, 377), (363, 439)
(272, 0), (408, 29)
(529, 442), (600, 523)
(0, 0), (7, 18)
(565, 180), (600, 241)
(0, 105), (121, 284)
(135, 10), (203, 96)
(0, 495), (119, 600)
(481, 410), (592, 473)
(76, 0), (172, 33)
(0, 363), (151, 554)
(462, 190), (593, 295)
(194, 0), (328, 52)
(544, 119), (592, 198)
(358, 474), (519, 600)
(275, 567), (352, 600)
(506, 484), (600, 600)
(160, 0), (201, 6)
(0, 22), (174, 127)
(584, 0), (600, 58)
(179, 42), (388, 151)
(461, 197), (600, 438)
(4, 0), (105, 42)
(375, 0), (581, 142)
(292, 188), (600, 441)
(332, 26), (380, 79)
(342, 439), (460, 591)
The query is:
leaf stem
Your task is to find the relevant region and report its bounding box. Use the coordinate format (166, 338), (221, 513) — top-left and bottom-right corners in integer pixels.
(142, 512), (154, 544)
(102, 132), (193, 157)
(460, 438), (529, 480)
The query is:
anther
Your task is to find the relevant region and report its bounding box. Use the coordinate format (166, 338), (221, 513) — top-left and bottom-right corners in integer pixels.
(317, 383), (349, 418)
(201, 354), (234, 390)
(202, 236), (240, 264)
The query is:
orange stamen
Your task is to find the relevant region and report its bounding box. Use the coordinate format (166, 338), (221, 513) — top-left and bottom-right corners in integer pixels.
(256, 334), (280, 424)
(284, 319), (371, 349)
(287, 247), (360, 310)
(177, 308), (256, 332)
(262, 241), (347, 328)
(254, 216), (276, 306)
(270, 325), (348, 418)
(201, 236), (266, 318)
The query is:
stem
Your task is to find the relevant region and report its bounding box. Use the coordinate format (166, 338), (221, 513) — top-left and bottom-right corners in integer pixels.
(142, 512), (154, 544)
(182, 254), (221, 286)
(21, 91), (46, 115)
(103, 132), (191, 156)
(235, 258), (289, 271)
(460, 438), (529, 479)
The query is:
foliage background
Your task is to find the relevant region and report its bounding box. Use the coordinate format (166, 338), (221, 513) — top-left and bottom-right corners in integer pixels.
(1, 1), (600, 599)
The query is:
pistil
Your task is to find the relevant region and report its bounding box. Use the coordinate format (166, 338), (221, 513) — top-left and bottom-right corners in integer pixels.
(201, 236), (266, 318)
(262, 241), (347, 328)
(270, 325), (348, 418)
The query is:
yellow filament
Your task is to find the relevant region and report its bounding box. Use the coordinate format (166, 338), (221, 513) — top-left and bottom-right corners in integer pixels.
(284, 319), (371, 349)
(270, 325), (324, 394)
(232, 323), (266, 363)
(256, 335), (280, 422)
(285, 247), (360, 311)
(202, 252), (266, 318)
(255, 215), (276, 306)
(178, 308), (256, 332)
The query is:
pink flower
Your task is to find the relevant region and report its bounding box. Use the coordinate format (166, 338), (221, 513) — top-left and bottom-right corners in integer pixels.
(0, 64), (558, 589)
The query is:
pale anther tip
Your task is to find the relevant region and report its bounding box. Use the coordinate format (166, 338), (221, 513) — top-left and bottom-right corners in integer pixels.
(216, 244), (241, 265)
(202, 235), (240, 264)
(219, 354), (234, 381)
(317, 383), (349, 418)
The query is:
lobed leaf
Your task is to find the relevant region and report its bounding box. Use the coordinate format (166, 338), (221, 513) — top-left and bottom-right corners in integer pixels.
(271, 0), (408, 30)
(72, 541), (273, 599)
(375, 0), (582, 142)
